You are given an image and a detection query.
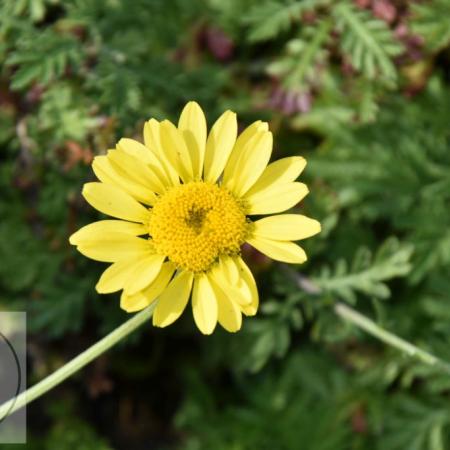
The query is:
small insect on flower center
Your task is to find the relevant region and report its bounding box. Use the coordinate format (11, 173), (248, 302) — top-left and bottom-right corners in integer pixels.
(149, 182), (249, 273)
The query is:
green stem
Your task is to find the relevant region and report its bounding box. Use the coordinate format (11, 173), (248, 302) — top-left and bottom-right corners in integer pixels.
(2, 294), (449, 420)
(335, 302), (450, 374)
(0, 304), (156, 419)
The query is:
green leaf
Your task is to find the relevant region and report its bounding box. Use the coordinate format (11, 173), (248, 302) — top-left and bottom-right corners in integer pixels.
(267, 19), (332, 89)
(244, 0), (321, 42)
(6, 29), (83, 90)
(411, 0), (450, 52)
(314, 237), (413, 303)
(333, 1), (403, 83)
(2, 0), (59, 22)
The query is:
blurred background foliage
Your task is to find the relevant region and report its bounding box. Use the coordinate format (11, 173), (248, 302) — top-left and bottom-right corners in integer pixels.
(1, 0), (450, 448)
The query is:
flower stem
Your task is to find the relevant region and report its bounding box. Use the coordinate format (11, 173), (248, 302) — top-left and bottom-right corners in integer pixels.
(2, 295), (449, 420)
(334, 302), (450, 374)
(0, 304), (156, 419)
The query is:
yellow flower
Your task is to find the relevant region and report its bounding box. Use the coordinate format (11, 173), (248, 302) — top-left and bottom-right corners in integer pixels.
(69, 102), (320, 334)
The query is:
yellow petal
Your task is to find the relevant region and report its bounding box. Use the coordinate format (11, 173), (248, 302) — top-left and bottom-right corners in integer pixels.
(120, 291), (154, 313)
(124, 254), (166, 295)
(69, 220), (147, 246)
(222, 120), (268, 187)
(246, 156), (306, 197)
(143, 119), (179, 186)
(160, 120), (194, 183)
(203, 110), (237, 183)
(209, 278), (242, 332)
(218, 256), (239, 285)
(153, 270), (193, 328)
(109, 147), (165, 193)
(92, 156), (157, 205)
(143, 119), (163, 153)
(76, 233), (153, 262)
(92, 154), (116, 185)
(117, 137), (172, 189)
(235, 257), (259, 316)
(82, 182), (151, 223)
(96, 258), (142, 294)
(192, 273), (218, 335)
(178, 101), (207, 179)
(120, 262), (176, 312)
(246, 236), (307, 264)
(225, 131), (273, 196)
(210, 260), (251, 306)
(116, 138), (153, 164)
(244, 182), (308, 215)
(252, 214), (321, 241)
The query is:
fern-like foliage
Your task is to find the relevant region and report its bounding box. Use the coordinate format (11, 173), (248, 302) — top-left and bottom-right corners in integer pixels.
(1, 0), (57, 22)
(333, 2), (402, 83)
(36, 83), (98, 143)
(1, 1), (450, 447)
(230, 281), (305, 372)
(314, 237), (413, 304)
(310, 78), (450, 282)
(6, 29), (84, 90)
(244, 0), (320, 42)
(177, 352), (352, 450)
(291, 71), (381, 130)
(223, 238), (413, 373)
(251, 0), (405, 120)
(379, 395), (450, 450)
(267, 19), (332, 88)
(411, 0), (450, 51)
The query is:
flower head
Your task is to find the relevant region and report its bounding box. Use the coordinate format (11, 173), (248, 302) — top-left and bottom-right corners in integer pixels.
(69, 102), (320, 334)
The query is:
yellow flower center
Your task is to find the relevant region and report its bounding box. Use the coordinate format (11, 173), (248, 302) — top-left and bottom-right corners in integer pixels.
(149, 182), (248, 273)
